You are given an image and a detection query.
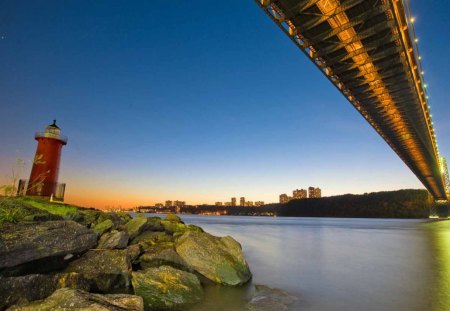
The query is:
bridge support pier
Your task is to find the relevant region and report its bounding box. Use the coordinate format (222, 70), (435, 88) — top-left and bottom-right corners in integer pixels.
(431, 201), (449, 218)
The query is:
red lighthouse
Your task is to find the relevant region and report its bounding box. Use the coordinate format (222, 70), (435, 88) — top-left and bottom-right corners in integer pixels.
(25, 120), (67, 200)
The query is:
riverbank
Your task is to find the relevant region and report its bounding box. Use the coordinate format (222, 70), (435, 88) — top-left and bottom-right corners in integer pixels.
(0, 197), (296, 310)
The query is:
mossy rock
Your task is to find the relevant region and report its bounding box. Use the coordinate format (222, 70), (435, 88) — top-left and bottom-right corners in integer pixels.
(132, 266), (203, 310)
(0, 272), (92, 310)
(164, 214), (183, 223)
(64, 249), (132, 293)
(125, 216), (148, 240)
(93, 219), (114, 236)
(161, 220), (188, 235)
(175, 231), (252, 286)
(131, 231), (173, 248)
(98, 230), (129, 249)
(96, 212), (130, 230)
(6, 288), (144, 310)
(139, 247), (188, 271)
(0, 220), (97, 270)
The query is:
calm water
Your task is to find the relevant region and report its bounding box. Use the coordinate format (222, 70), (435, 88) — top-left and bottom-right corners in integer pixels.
(146, 214), (450, 311)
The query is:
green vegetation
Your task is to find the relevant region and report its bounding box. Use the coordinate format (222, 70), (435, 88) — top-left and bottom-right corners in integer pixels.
(16, 196), (80, 218)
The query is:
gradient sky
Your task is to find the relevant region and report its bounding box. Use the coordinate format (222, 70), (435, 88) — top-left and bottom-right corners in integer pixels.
(1, 0), (449, 208)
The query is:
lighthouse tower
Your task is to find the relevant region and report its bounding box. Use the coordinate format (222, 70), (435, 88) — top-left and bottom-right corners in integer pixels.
(26, 120), (67, 200)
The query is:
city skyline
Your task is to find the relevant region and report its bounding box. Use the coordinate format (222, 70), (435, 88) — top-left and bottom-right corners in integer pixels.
(1, 1), (450, 208)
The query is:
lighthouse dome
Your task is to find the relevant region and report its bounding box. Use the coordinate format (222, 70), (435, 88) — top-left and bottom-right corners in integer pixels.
(45, 120), (61, 135)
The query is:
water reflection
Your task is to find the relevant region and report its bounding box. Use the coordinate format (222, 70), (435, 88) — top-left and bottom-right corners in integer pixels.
(425, 221), (450, 311)
(146, 214), (450, 311)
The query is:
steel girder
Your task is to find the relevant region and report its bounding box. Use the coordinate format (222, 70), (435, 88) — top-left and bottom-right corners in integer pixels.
(255, 0), (447, 199)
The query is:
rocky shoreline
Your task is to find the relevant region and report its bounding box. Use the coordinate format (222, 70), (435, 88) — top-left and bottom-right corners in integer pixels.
(0, 197), (296, 310)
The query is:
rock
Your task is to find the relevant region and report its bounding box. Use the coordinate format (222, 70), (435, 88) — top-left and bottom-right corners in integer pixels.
(132, 266), (203, 310)
(77, 209), (102, 227)
(145, 217), (164, 231)
(93, 219), (114, 236)
(96, 213), (130, 230)
(140, 247), (188, 270)
(131, 231), (173, 248)
(6, 288), (143, 311)
(65, 249), (132, 293)
(126, 244), (142, 264)
(0, 273), (92, 310)
(161, 220), (188, 235)
(0, 220), (97, 269)
(175, 231), (252, 286)
(125, 215), (148, 240)
(165, 213), (182, 223)
(245, 285), (297, 311)
(98, 230), (129, 249)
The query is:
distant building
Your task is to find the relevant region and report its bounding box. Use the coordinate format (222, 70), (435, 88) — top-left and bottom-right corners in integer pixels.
(224, 202), (232, 206)
(279, 194), (289, 204)
(245, 201), (254, 207)
(255, 201), (264, 207)
(174, 200), (186, 208)
(293, 189), (307, 199)
(165, 200), (173, 207)
(155, 203), (163, 208)
(308, 187), (322, 198)
(215, 202), (223, 206)
(240, 197), (245, 206)
(231, 197), (237, 206)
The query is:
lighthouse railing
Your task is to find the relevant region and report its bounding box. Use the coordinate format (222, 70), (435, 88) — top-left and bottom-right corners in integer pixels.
(35, 132), (68, 144)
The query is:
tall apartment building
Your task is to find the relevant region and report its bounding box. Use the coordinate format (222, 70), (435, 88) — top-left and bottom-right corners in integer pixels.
(231, 197), (237, 206)
(308, 187), (322, 198)
(293, 189), (307, 199)
(279, 194), (290, 204)
(240, 197), (245, 206)
(174, 200), (186, 208)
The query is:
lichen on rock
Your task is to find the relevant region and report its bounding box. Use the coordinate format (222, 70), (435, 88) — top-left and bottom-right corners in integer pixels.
(132, 265), (203, 310)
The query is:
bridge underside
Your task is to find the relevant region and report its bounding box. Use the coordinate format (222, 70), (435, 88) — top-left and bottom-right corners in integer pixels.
(256, 0), (447, 199)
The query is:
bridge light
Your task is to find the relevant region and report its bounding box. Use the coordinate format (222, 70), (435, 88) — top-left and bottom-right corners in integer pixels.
(421, 71), (424, 75)
(414, 38), (418, 43)
(424, 84), (428, 88)
(419, 56), (422, 60)
(410, 17), (415, 23)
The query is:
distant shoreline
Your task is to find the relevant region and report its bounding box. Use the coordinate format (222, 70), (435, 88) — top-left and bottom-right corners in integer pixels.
(135, 189), (436, 219)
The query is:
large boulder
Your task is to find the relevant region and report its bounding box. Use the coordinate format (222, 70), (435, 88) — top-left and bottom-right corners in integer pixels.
(0, 273), (91, 310)
(140, 247), (188, 270)
(164, 213), (182, 223)
(98, 230), (129, 249)
(125, 216), (148, 240)
(132, 266), (203, 310)
(92, 219), (114, 236)
(175, 231), (252, 286)
(245, 285), (297, 311)
(6, 288), (143, 311)
(64, 249), (132, 293)
(0, 221), (97, 269)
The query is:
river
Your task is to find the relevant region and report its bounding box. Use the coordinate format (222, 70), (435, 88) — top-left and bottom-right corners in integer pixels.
(145, 214), (450, 311)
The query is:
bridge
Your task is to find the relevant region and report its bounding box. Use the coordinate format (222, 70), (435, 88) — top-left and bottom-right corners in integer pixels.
(254, 0), (449, 201)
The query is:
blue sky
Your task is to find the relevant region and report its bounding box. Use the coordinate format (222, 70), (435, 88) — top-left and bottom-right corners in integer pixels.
(1, 0), (449, 208)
